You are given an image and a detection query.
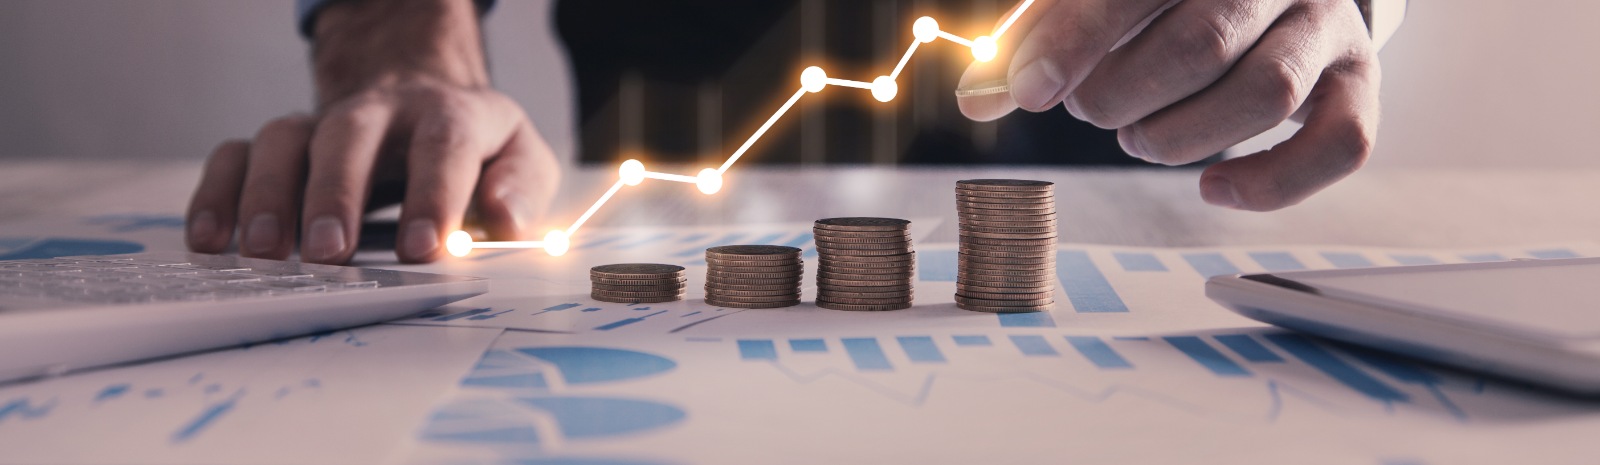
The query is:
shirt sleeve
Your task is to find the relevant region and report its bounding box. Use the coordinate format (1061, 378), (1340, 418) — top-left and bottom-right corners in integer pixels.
(296, 0), (498, 38)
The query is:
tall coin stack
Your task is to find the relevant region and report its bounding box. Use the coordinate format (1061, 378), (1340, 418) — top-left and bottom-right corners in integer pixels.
(814, 217), (915, 311)
(704, 245), (804, 309)
(590, 263), (687, 303)
(955, 179), (1057, 313)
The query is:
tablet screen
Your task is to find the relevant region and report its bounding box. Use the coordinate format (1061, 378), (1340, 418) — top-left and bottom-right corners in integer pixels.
(1282, 259), (1600, 339)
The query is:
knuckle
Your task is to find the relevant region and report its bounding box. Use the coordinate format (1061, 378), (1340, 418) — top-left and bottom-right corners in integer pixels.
(1326, 118), (1375, 173)
(412, 116), (474, 157)
(322, 103), (388, 131)
(1242, 55), (1306, 122)
(1170, 14), (1236, 78)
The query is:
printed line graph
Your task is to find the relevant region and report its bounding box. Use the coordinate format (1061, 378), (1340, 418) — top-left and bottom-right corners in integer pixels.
(447, 1), (1036, 257)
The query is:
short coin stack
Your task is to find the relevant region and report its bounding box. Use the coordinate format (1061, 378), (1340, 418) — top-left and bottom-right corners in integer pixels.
(704, 245), (804, 308)
(814, 217), (915, 311)
(590, 263), (687, 303)
(955, 179), (1057, 313)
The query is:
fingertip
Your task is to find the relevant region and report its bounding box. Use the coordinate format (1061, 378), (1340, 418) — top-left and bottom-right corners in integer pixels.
(398, 218), (442, 263)
(185, 210), (227, 253)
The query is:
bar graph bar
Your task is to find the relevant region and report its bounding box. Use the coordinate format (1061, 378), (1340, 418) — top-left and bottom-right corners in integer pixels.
(1321, 252), (1374, 268)
(673, 232), (749, 257)
(467, 308), (518, 320)
(896, 336), (948, 363)
(998, 312), (1057, 328)
(1182, 252), (1240, 278)
(1263, 333), (1409, 402)
(1008, 335), (1059, 357)
(1056, 250), (1129, 313)
(1213, 334), (1284, 363)
(1529, 248), (1580, 259)
(1066, 336), (1133, 369)
(952, 335), (992, 346)
(842, 338), (894, 371)
(594, 310), (668, 331)
(1164, 336), (1251, 377)
(1460, 253), (1506, 263)
(738, 339), (778, 361)
(433, 308), (491, 321)
(751, 232), (788, 245)
(1113, 252), (1167, 272)
(789, 339), (828, 353)
(916, 249), (958, 282)
(1389, 254), (1440, 266)
(1248, 252), (1307, 271)
(541, 303), (583, 312)
(779, 232), (815, 248)
(611, 232), (674, 250)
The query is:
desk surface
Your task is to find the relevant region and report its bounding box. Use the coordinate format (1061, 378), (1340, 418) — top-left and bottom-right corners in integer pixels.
(3, 160), (1599, 465)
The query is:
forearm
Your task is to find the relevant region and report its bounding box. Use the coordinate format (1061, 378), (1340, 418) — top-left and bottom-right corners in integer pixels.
(310, 0), (489, 108)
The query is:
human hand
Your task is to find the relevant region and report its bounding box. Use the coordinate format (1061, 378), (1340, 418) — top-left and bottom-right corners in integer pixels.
(185, 0), (559, 264)
(959, 0), (1380, 211)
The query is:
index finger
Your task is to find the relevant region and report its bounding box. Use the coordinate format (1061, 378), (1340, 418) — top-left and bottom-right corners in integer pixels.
(1004, 0), (1173, 112)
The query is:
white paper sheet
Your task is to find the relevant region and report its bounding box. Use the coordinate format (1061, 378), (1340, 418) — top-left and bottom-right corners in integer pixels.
(0, 325), (501, 465)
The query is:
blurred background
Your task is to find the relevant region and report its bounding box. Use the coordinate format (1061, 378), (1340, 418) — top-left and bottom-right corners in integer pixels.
(0, 0), (1596, 169)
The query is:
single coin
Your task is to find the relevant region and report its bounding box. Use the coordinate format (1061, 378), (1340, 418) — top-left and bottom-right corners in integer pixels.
(958, 215), (1059, 227)
(706, 270), (804, 280)
(956, 179), (1054, 192)
(958, 247), (1056, 258)
(702, 292), (802, 302)
(953, 79), (1010, 98)
(958, 205), (1057, 216)
(955, 188), (1054, 199)
(956, 279), (1055, 289)
(592, 289), (687, 298)
(957, 289), (1055, 300)
(958, 230), (1059, 241)
(813, 259), (915, 270)
(813, 240), (913, 251)
(955, 200), (1058, 211)
(589, 276), (688, 287)
(958, 225), (1058, 235)
(809, 234), (911, 244)
(959, 261), (1055, 273)
(705, 258), (803, 268)
(704, 282), (801, 292)
(957, 284), (1055, 295)
(956, 294), (1055, 306)
(817, 270), (914, 281)
(817, 265), (915, 275)
(812, 229), (911, 239)
(704, 298), (802, 309)
(815, 247), (912, 257)
(590, 263), (686, 279)
(816, 283), (914, 293)
(957, 267), (1055, 278)
(706, 264), (804, 273)
(816, 289), (914, 299)
(959, 253), (1055, 266)
(816, 251), (915, 263)
(706, 276), (804, 286)
(704, 287), (799, 298)
(817, 295), (914, 305)
(956, 301), (1053, 313)
(817, 276), (913, 287)
(705, 245), (803, 260)
(817, 301), (913, 311)
(814, 217), (911, 232)
(960, 236), (1057, 246)
(592, 292), (686, 304)
(955, 195), (1057, 206)
(591, 282), (686, 292)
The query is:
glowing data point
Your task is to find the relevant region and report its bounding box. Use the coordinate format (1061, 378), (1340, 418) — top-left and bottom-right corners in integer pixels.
(445, 230), (473, 257)
(913, 17), (940, 43)
(801, 66), (828, 93)
(870, 76), (898, 102)
(696, 168), (723, 195)
(972, 36), (998, 62)
(619, 159), (646, 186)
(544, 230), (570, 256)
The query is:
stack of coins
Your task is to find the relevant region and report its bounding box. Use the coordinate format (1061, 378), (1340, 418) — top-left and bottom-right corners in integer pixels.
(704, 245), (803, 308)
(955, 179), (1057, 313)
(814, 218), (915, 311)
(590, 263), (687, 303)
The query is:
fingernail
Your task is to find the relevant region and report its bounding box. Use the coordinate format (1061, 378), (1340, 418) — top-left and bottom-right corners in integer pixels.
(304, 216), (347, 262)
(188, 211), (217, 242)
(1011, 58), (1065, 110)
(403, 219), (440, 259)
(1201, 176), (1243, 209)
(244, 214), (280, 255)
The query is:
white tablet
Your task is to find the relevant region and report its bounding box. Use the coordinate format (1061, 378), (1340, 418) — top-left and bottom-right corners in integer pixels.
(1206, 257), (1600, 394)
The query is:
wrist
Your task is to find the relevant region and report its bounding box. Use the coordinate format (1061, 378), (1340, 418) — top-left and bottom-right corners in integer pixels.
(310, 0), (489, 107)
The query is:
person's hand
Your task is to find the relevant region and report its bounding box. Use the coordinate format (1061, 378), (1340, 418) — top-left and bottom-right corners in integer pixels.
(959, 0), (1380, 211)
(185, 0), (559, 264)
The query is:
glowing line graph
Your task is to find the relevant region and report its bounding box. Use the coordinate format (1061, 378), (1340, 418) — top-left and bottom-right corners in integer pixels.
(447, 1), (1035, 257)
